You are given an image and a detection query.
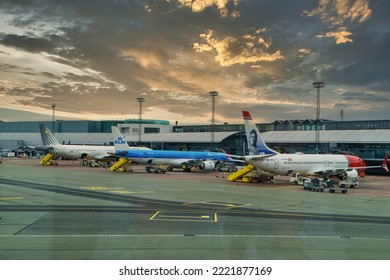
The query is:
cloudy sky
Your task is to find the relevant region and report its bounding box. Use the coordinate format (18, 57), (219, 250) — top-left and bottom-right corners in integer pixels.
(0, 0), (389, 124)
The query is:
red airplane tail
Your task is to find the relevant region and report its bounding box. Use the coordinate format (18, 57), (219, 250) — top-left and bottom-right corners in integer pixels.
(383, 153), (389, 173)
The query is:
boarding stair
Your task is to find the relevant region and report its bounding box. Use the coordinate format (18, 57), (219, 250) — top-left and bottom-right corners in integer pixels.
(40, 153), (55, 165)
(109, 158), (132, 172)
(227, 164), (255, 182)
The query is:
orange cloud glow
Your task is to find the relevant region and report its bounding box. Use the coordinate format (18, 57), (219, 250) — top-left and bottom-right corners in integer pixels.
(177, 0), (240, 18)
(304, 0), (372, 44)
(193, 29), (284, 67)
(316, 28), (353, 44)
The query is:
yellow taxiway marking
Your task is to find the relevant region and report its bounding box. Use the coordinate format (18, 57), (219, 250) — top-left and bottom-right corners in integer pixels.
(109, 190), (154, 194)
(81, 186), (154, 194)
(0, 197), (24, 200)
(150, 211), (218, 222)
(81, 186), (111, 190)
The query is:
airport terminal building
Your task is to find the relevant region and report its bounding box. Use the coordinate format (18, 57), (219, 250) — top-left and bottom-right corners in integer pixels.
(0, 118), (389, 165)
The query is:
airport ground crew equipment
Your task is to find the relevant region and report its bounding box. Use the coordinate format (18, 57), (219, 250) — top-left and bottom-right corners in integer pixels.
(145, 165), (166, 174)
(109, 158), (132, 172)
(328, 186), (348, 194)
(303, 178), (326, 192)
(228, 164), (255, 182)
(81, 159), (102, 167)
(290, 173), (309, 185)
(40, 153), (56, 165)
(327, 178), (348, 193)
(338, 174), (359, 188)
(228, 165), (273, 183)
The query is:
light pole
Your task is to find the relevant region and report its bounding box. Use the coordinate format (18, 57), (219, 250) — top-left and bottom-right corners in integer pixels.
(136, 97), (145, 144)
(51, 103), (56, 134)
(312, 82), (325, 153)
(209, 91), (218, 150)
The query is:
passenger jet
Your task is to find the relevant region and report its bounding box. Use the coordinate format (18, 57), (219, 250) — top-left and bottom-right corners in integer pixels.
(241, 111), (388, 178)
(111, 126), (231, 171)
(37, 124), (149, 161)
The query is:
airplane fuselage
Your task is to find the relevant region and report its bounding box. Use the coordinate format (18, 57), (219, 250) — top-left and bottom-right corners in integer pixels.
(116, 150), (229, 167)
(244, 153), (365, 176)
(44, 145), (115, 159)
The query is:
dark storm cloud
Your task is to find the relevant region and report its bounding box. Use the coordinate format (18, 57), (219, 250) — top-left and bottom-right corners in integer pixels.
(0, 63), (18, 71)
(0, 34), (55, 52)
(0, 0), (389, 122)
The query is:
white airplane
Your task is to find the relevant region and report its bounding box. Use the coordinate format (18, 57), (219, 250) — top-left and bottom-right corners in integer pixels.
(111, 126), (232, 171)
(37, 124), (149, 162)
(241, 111), (388, 179)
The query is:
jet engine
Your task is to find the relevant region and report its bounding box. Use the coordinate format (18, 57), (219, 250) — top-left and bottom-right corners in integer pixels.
(200, 160), (216, 171)
(339, 169), (359, 188)
(341, 169), (358, 180)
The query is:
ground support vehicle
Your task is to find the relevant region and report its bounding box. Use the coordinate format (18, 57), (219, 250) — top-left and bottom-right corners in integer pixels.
(290, 173), (309, 185)
(145, 165), (166, 174)
(245, 170), (273, 183)
(338, 176), (359, 189)
(81, 159), (102, 167)
(228, 165), (273, 183)
(109, 158), (133, 172)
(218, 164), (235, 172)
(328, 185), (348, 194)
(303, 178), (326, 192)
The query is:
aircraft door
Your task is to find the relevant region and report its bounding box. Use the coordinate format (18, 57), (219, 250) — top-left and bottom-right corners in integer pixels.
(274, 158), (279, 169)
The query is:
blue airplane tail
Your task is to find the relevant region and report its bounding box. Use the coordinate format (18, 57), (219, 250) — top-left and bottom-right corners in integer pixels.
(111, 126), (131, 151)
(242, 111), (278, 156)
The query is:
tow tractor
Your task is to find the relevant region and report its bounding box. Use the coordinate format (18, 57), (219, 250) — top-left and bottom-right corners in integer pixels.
(145, 165), (166, 174)
(290, 173), (308, 185)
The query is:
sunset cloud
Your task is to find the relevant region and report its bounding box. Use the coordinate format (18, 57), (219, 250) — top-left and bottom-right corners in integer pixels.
(193, 29), (284, 67)
(177, 0), (240, 17)
(304, 0), (372, 44)
(316, 27), (353, 44)
(0, 0), (387, 123)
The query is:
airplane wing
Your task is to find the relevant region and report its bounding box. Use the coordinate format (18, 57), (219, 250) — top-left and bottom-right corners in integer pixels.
(35, 145), (54, 152)
(109, 151), (128, 157)
(311, 168), (352, 176)
(243, 154), (276, 161)
(94, 154), (119, 160)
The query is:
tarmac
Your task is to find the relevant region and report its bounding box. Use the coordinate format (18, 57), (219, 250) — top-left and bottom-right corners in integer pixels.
(1, 157), (390, 260)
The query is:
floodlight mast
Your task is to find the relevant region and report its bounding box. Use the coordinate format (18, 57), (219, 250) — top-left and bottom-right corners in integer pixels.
(51, 103), (56, 135)
(209, 91), (218, 150)
(136, 97), (145, 144)
(313, 82), (325, 154)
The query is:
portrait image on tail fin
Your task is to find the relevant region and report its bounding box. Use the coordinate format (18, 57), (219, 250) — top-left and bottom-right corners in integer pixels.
(242, 111), (277, 156)
(248, 128), (258, 155)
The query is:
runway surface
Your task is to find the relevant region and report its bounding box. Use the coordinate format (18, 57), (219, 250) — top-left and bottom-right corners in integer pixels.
(1, 158), (390, 259)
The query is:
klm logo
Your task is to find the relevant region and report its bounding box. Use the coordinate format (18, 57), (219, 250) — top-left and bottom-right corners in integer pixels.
(114, 137), (126, 144)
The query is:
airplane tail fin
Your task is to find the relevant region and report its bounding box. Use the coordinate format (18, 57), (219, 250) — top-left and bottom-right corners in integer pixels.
(111, 126), (131, 151)
(242, 111), (278, 155)
(383, 153), (389, 173)
(39, 124), (60, 146)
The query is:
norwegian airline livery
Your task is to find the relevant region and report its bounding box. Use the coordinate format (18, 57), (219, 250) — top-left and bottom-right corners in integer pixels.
(38, 124), (149, 161)
(241, 111), (388, 178)
(112, 126), (231, 171)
